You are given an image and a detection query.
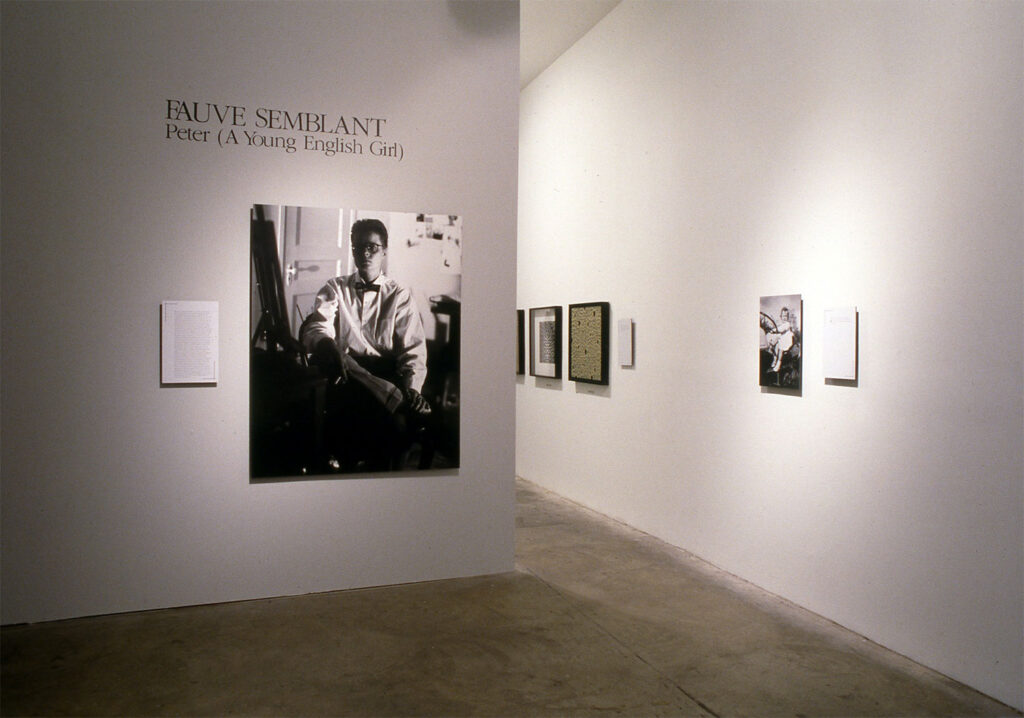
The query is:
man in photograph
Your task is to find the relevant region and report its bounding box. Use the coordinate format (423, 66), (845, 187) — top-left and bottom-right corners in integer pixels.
(300, 218), (431, 469)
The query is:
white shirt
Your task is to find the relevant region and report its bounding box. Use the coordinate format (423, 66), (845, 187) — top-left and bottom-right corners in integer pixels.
(300, 272), (427, 392)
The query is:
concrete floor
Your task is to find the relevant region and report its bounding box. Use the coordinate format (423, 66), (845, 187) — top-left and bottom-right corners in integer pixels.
(2, 479), (1018, 717)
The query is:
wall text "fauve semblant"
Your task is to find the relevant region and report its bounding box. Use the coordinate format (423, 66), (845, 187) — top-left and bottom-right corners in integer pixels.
(165, 100), (387, 136)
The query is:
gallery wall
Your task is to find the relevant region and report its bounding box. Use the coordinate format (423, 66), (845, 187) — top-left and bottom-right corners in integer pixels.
(1, 0), (518, 624)
(517, 0), (1023, 709)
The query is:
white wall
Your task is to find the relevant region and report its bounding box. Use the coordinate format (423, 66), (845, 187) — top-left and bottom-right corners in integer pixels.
(1, 0), (518, 624)
(518, 0), (1022, 709)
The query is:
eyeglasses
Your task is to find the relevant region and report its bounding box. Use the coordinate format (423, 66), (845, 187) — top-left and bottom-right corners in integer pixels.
(353, 243), (384, 256)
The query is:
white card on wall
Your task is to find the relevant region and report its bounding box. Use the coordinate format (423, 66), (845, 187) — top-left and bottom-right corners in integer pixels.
(161, 300), (219, 384)
(823, 306), (857, 380)
(618, 318), (634, 367)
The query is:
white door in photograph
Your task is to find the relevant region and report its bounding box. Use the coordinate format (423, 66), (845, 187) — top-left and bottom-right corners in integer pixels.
(279, 206), (353, 337)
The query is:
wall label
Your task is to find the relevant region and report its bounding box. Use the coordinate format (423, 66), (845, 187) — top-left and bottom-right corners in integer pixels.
(161, 300), (219, 385)
(163, 99), (404, 161)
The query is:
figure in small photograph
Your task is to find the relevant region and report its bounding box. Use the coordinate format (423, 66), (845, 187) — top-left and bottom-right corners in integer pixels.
(765, 306), (795, 372)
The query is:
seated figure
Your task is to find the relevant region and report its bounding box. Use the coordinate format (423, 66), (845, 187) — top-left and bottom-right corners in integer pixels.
(300, 218), (431, 470)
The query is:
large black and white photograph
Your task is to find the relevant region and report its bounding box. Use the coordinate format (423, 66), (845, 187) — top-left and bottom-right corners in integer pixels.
(759, 294), (802, 389)
(250, 205), (461, 478)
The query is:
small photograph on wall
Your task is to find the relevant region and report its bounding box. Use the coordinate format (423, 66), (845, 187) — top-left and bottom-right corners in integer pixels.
(250, 204), (461, 479)
(568, 302), (610, 385)
(529, 306), (561, 378)
(759, 294), (802, 389)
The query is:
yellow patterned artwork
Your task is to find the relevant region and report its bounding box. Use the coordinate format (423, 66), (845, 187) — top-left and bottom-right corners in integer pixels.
(568, 302), (610, 385)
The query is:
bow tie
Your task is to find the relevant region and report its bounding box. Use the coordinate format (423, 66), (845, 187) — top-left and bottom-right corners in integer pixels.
(355, 281), (380, 293)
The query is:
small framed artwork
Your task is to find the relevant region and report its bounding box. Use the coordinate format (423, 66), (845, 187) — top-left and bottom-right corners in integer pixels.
(759, 294), (802, 389)
(529, 306), (562, 378)
(568, 302), (610, 385)
(516, 309), (525, 375)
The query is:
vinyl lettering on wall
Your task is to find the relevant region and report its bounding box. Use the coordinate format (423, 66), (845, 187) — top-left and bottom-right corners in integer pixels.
(163, 99), (404, 161)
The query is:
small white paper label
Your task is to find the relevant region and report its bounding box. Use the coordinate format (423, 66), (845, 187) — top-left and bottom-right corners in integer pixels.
(618, 318), (634, 367)
(161, 301), (219, 384)
(823, 306), (857, 380)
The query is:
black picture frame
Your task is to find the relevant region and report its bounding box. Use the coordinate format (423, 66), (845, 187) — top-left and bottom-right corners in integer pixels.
(568, 302), (610, 385)
(529, 306), (561, 378)
(516, 309), (525, 375)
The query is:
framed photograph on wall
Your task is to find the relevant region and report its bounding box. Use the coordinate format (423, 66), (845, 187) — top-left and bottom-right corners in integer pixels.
(759, 294), (802, 389)
(516, 309), (525, 375)
(529, 306), (561, 378)
(250, 204), (462, 479)
(568, 302), (610, 385)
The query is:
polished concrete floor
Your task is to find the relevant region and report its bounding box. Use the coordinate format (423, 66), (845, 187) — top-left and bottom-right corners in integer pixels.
(2, 479), (1018, 717)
